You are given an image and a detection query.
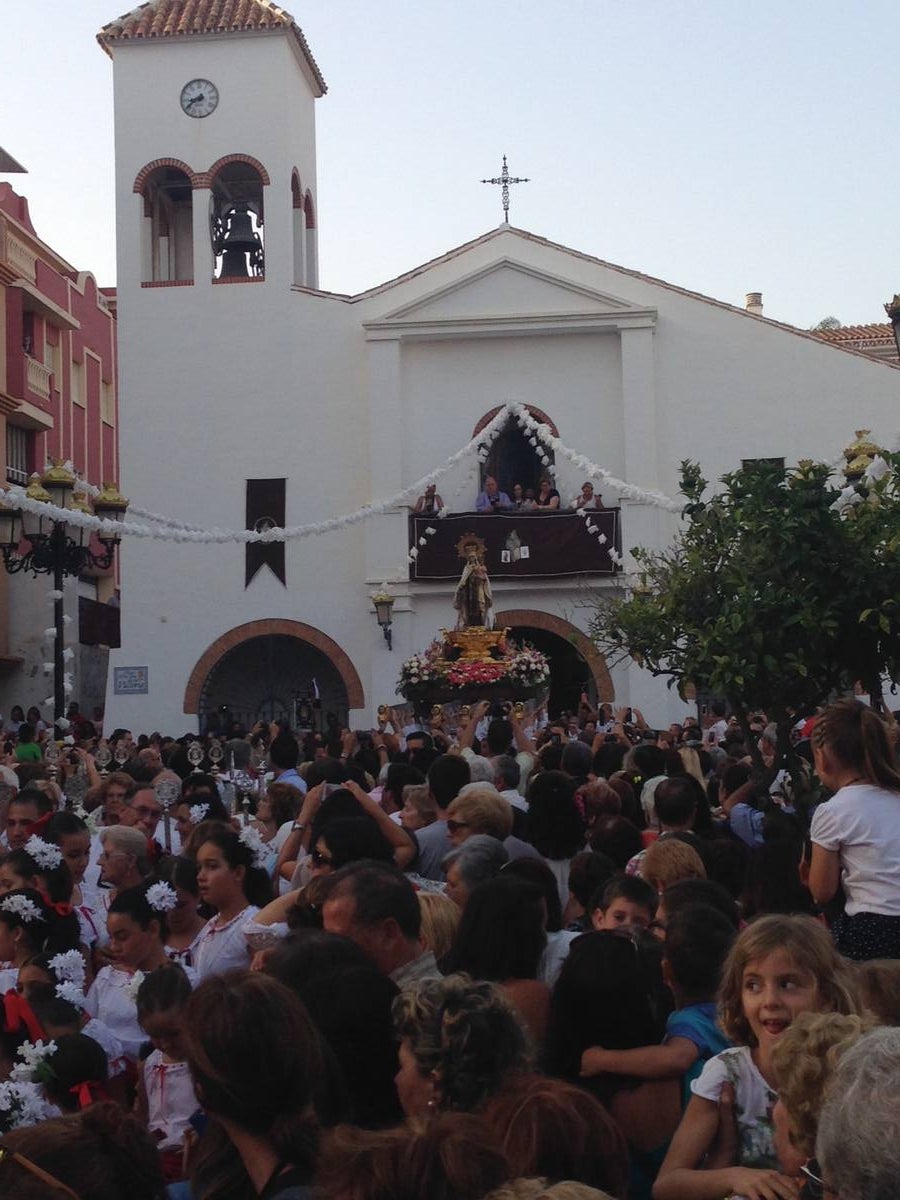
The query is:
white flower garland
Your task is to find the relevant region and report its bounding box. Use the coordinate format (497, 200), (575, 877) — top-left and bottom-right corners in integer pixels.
(8, 403), (684, 549)
(23, 835), (62, 871)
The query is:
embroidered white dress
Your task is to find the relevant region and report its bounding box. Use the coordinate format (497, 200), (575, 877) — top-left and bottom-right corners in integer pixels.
(143, 1049), (200, 1149)
(193, 906), (260, 980)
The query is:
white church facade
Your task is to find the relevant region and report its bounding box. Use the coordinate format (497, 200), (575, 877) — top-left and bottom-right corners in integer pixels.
(98, 1), (900, 735)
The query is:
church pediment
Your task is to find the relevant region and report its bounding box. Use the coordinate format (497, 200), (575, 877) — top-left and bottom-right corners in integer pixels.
(373, 259), (649, 326)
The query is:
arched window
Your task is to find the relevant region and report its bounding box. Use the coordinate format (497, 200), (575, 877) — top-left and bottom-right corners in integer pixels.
(303, 190), (317, 288)
(138, 165), (193, 283)
(472, 406), (558, 498)
(209, 159), (266, 280)
(291, 170), (305, 286)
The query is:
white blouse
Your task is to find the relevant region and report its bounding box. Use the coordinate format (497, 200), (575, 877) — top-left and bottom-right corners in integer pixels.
(193, 906), (260, 980)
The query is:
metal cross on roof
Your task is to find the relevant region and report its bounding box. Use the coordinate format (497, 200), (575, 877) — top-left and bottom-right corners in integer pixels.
(481, 155), (529, 224)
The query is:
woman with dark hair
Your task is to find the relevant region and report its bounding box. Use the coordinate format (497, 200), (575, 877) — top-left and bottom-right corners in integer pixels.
(266, 929), (403, 1128)
(309, 818), (395, 877)
(525, 770), (586, 910)
(589, 814), (643, 870)
(184, 971), (322, 1199)
(194, 825), (273, 980)
(392, 973), (530, 1117)
(173, 792), (231, 847)
(0, 1102), (165, 1200)
(809, 698), (900, 959)
(84, 880), (178, 1059)
(502, 857), (577, 987)
(442, 875), (550, 1043)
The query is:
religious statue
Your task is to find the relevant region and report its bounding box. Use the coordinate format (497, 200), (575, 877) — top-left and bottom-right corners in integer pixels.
(453, 535), (493, 630)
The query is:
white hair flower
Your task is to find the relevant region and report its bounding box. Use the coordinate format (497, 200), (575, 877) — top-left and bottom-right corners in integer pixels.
(24, 835), (62, 871)
(189, 803), (210, 824)
(10, 1040), (57, 1083)
(48, 949), (86, 988)
(238, 824), (269, 868)
(0, 894), (42, 923)
(55, 980), (86, 1008)
(145, 882), (177, 913)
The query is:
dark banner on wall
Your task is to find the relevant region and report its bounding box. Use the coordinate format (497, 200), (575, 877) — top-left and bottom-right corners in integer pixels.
(409, 510), (620, 580)
(246, 478), (286, 586)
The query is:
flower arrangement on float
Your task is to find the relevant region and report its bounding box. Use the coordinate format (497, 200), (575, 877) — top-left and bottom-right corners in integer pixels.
(398, 637), (550, 704)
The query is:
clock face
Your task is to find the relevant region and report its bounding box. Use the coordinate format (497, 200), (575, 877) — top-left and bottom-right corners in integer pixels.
(180, 79), (219, 118)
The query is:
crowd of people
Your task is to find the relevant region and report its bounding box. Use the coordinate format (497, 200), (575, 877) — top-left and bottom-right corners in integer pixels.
(0, 692), (899, 1198)
(412, 475), (603, 514)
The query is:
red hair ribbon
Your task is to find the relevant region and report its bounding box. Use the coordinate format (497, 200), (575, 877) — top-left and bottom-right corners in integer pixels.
(69, 1079), (109, 1109)
(35, 886), (72, 917)
(25, 811), (52, 836)
(2, 988), (45, 1042)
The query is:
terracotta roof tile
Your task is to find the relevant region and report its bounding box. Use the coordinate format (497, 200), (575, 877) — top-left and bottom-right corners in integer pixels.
(811, 323), (893, 344)
(98, 0), (326, 93)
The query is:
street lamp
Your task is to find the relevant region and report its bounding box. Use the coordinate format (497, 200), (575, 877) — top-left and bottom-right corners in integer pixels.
(885, 295), (900, 357)
(371, 585), (396, 651)
(0, 465), (128, 724)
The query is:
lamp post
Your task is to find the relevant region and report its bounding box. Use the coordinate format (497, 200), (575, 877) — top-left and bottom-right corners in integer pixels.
(371, 585), (396, 651)
(0, 464), (128, 724)
(885, 295), (900, 357)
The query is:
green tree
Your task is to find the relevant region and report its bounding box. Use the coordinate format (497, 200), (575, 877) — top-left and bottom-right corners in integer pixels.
(590, 448), (900, 771)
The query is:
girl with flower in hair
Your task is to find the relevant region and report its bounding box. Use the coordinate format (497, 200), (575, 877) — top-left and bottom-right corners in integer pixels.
(0, 887), (80, 992)
(43, 811), (102, 951)
(193, 825), (273, 980)
(156, 856), (206, 968)
(84, 880), (187, 1060)
(16, 947), (127, 1081)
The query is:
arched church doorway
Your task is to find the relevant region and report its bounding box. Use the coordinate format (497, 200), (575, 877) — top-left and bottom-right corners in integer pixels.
(493, 609), (614, 717)
(184, 620), (364, 735)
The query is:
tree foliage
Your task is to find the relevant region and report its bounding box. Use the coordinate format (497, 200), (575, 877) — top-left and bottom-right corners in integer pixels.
(589, 448), (900, 755)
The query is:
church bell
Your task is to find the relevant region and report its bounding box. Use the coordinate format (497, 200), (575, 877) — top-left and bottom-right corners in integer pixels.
(215, 204), (264, 278)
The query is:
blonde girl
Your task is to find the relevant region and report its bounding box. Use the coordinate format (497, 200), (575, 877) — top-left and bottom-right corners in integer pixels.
(653, 914), (856, 1200)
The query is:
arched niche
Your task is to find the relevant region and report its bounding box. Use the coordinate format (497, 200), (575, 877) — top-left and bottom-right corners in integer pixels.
(136, 162), (194, 283)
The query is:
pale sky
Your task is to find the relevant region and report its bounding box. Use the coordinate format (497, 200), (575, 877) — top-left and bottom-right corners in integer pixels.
(3, 0), (899, 330)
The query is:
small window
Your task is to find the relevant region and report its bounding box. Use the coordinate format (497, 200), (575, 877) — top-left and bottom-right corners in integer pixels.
(101, 379), (115, 425)
(7, 425), (33, 485)
(71, 359), (85, 407)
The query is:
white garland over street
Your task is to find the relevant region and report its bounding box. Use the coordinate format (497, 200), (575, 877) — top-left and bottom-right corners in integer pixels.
(7, 403), (683, 546)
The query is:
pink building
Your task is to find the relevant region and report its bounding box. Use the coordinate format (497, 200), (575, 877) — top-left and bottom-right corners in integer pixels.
(0, 179), (120, 719)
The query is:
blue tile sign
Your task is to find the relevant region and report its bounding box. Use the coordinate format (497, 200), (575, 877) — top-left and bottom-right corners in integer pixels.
(113, 666), (149, 695)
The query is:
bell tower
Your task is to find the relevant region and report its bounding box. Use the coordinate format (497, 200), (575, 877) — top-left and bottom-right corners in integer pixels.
(98, 1), (326, 293)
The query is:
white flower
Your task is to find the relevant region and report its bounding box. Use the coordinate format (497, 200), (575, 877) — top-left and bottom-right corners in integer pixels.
(49, 949), (86, 987)
(145, 881), (178, 913)
(238, 824), (269, 868)
(124, 970), (146, 1003)
(425, 526), (437, 536)
(0, 894), (42, 923)
(24, 835), (62, 871)
(55, 980), (86, 1007)
(10, 1040), (57, 1082)
(586, 523), (599, 534)
(598, 534), (607, 545)
(865, 455), (890, 483)
(189, 803), (210, 824)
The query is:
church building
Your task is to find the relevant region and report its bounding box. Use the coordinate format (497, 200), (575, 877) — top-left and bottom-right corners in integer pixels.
(97, 1), (900, 734)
